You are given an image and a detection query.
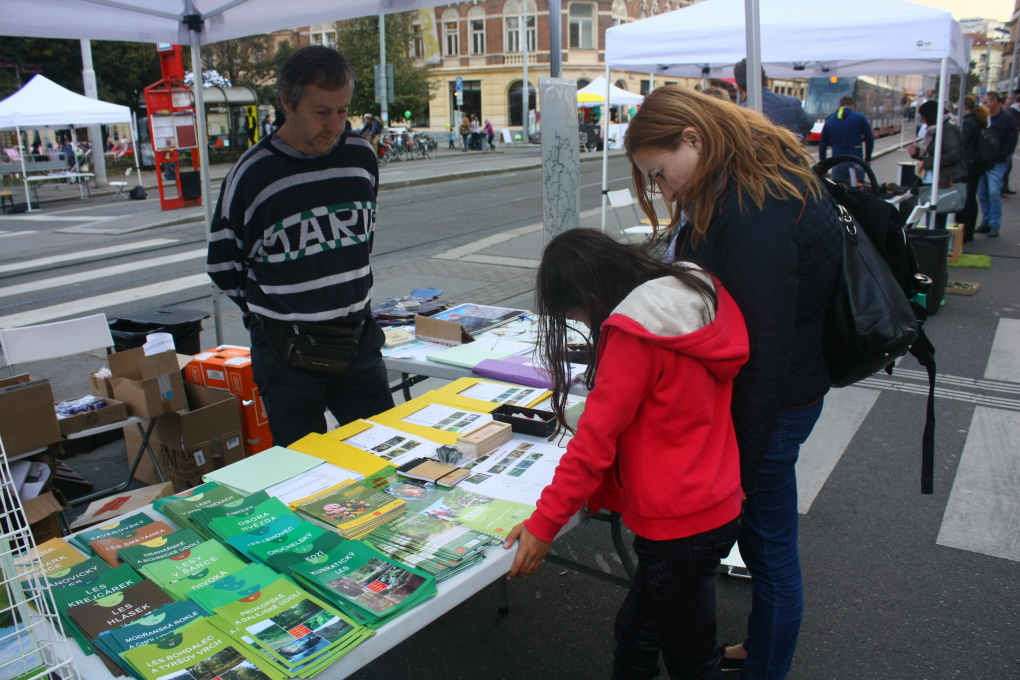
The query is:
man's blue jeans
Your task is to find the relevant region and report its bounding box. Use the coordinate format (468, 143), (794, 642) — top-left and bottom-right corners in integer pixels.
(978, 160), (1007, 229)
(738, 399), (824, 680)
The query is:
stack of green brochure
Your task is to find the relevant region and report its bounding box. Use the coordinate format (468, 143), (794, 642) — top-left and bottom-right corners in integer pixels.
(248, 522), (343, 574)
(289, 541), (436, 627)
(44, 555), (110, 589)
(188, 562), (280, 613)
(156, 483), (246, 538)
(291, 480), (406, 540)
(69, 513), (154, 555)
(151, 481), (219, 513)
(117, 528), (204, 570)
(119, 618), (279, 680)
(383, 477), (536, 538)
(92, 600), (208, 679)
(190, 490), (270, 537)
(208, 575), (373, 677)
(51, 563), (142, 653)
(208, 497), (300, 546)
(141, 539), (247, 601)
(364, 513), (496, 581)
(224, 515), (306, 561)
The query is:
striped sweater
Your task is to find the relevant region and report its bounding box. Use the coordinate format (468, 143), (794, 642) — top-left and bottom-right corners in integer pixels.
(207, 131), (379, 335)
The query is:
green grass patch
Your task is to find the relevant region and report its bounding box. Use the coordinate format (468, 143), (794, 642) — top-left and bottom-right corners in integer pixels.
(948, 254), (991, 269)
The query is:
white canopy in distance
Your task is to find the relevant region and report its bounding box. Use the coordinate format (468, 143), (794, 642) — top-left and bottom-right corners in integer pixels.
(605, 0), (970, 80)
(0, 75), (131, 130)
(577, 76), (644, 108)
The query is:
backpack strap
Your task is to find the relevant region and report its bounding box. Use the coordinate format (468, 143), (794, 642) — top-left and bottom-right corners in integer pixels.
(910, 327), (936, 495)
(813, 155), (881, 191)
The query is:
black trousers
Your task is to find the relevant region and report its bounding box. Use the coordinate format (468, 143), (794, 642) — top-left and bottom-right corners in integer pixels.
(249, 324), (394, 448)
(613, 516), (741, 680)
(959, 168), (983, 242)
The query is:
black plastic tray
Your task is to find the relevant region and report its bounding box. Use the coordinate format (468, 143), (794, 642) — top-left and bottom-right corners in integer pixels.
(492, 404), (557, 437)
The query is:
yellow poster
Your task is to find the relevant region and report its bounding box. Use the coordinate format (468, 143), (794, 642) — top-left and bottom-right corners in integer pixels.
(245, 105), (259, 146)
(418, 8), (442, 66)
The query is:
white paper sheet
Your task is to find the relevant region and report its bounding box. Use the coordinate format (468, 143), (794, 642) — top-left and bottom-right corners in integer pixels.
(457, 439), (567, 505)
(344, 423), (441, 463)
(264, 464), (364, 505)
(400, 403), (491, 435)
(457, 382), (543, 406)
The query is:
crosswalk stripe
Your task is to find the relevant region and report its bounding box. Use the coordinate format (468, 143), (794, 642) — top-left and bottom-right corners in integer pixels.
(937, 407), (1020, 562)
(0, 231), (37, 240)
(796, 386), (880, 514)
(0, 249), (206, 300)
(0, 238), (178, 275)
(984, 318), (1020, 384)
(0, 274), (210, 329)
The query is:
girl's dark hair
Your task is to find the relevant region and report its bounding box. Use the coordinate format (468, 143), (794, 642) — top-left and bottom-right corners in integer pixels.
(918, 100), (939, 125)
(277, 45), (356, 108)
(536, 229), (717, 434)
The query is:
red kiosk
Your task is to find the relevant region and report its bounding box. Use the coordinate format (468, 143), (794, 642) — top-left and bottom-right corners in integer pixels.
(144, 44), (202, 210)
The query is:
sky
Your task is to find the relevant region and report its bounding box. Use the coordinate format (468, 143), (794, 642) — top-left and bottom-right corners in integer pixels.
(908, 0), (1015, 21)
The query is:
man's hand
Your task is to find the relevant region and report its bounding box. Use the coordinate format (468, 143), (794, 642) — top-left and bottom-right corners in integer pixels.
(914, 160), (926, 178)
(504, 523), (550, 578)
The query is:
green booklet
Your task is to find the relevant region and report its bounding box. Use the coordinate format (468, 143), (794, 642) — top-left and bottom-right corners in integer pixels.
(92, 600), (208, 680)
(293, 481), (405, 540)
(51, 563), (142, 653)
(44, 555), (111, 589)
(151, 481), (220, 513)
(158, 485), (246, 538)
(384, 478), (535, 538)
(208, 497), (299, 542)
(69, 513), (155, 555)
(117, 528), (204, 570)
(224, 515), (305, 561)
(365, 513), (495, 581)
(289, 541), (436, 627)
(190, 490), (270, 537)
(189, 563), (280, 613)
(248, 523), (343, 575)
(119, 618), (276, 680)
(211, 575), (371, 672)
(141, 540), (247, 601)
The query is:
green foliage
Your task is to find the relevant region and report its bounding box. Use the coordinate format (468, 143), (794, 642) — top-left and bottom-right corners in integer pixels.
(966, 60), (982, 95)
(334, 12), (437, 123)
(201, 35), (285, 103)
(0, 37), (160, 109)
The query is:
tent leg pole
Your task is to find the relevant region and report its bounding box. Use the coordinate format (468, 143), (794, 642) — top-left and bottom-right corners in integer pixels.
(131, 111), (143, 186)
(929, 57), (948, 212)
(16, 124), (31, 212)
(744, 0), (762, 113)
(190, 31), (223, 345)
(601, 63), (610, 233)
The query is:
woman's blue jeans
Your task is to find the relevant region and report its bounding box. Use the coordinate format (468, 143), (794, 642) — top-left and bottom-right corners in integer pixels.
(738, 399), (824, 680)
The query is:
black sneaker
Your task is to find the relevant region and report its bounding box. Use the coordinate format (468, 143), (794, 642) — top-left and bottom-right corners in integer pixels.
(1005, 188), (1016, 195)
(720, 644), (745, 673)
(975, 224), (991, 234)
(989, 229), (1000, 237)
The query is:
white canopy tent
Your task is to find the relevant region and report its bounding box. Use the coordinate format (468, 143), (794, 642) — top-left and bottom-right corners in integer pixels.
(1, 0), (470, 341)
(577, 76), (644, 107)
(0, 74), (140, 210)
(599, 0), (971, 231)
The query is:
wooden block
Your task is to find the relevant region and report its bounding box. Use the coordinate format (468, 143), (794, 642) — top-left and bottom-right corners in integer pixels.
(946, 280), (980, 296)
(946, 224), (963, 264)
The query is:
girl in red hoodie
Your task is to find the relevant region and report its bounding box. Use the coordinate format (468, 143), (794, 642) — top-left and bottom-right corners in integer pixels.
(504, 228), (749, 680)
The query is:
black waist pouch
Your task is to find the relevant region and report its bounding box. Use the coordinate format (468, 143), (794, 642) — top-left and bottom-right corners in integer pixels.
(258, 316), (362, 375)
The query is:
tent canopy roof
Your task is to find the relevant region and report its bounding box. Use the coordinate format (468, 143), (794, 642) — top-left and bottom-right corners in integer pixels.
(606, 0), (970, 79)
(0, 0), (452, 46)
(0, 75), (131, 131)
(577, 76), (645, 107)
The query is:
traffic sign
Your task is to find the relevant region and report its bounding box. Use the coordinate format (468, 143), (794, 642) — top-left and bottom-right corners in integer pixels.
(455, 76), (463, 93)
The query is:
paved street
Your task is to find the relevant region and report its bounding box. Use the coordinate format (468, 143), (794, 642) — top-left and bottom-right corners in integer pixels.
(0, 135), (1016, 678)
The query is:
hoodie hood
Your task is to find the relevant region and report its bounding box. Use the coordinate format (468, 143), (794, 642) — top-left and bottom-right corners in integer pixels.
(602, 271), (749, 383)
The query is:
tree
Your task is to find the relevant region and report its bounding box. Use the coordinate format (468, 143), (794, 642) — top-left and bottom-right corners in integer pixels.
(334, 12), (437, 124)
(966, 60), (982, 95)
(200, 35), (283, 103)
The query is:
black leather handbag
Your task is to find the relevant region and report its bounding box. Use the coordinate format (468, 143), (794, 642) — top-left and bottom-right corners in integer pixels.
(823, 201), (919, 388)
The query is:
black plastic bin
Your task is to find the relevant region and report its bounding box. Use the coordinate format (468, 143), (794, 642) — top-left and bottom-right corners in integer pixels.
(180, 170), (202, 200)
(907, 228), (950, 316)
(109, 307), (210, 355)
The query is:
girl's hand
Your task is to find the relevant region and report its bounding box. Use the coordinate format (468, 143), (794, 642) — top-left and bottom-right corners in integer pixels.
(504, 523), (550, 578)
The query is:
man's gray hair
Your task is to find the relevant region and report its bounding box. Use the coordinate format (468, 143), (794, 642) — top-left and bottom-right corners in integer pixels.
(277, 45), (356, 108)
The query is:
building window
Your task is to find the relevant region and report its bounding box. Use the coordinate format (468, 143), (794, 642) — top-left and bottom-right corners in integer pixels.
(505, 3), (536, 53)
(612, 0), (629, 26)
(570, 4), (595, 49)
(640, 79), (651, 95)
(411, 23), (424, 58)
(469, 8), (486, 55)
(311, 26), (337, 49)
(443, 10), (460, 56)
(577, 78), (591, 89)
(508, 80), (536, 126)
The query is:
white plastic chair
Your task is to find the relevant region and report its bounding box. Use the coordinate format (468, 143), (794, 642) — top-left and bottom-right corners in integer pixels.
(607, 188), (655, 239)
(0, 314), (165, 509)
(110, 167), (133, 200)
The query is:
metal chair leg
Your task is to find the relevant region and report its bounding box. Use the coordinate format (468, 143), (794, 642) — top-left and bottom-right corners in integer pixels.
(610, 512), (637, 582)
(69, 418), (160, 506)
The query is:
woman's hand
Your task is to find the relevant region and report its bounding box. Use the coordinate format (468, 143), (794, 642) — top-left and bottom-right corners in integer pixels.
(914, 160), (926, 178)
(907, 143), (918, 158)
(504, 523), (550, 578)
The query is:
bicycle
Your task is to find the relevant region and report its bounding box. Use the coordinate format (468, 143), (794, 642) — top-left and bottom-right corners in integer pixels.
(414, 133), (437, 160)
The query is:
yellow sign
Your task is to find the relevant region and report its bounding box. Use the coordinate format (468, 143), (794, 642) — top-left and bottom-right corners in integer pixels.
(418, 8), (442, 66)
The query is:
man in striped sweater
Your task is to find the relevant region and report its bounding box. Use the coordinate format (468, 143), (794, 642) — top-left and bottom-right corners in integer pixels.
(207, 46), (393, 447)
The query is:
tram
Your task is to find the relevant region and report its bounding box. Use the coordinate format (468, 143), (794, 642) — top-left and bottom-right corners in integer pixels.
(804, 76), (905, 143)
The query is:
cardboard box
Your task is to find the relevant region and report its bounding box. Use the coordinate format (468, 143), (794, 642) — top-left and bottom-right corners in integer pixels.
(946, 224), (964, 264)
(946, 280), (981, 296)
(153, 382), (241, 449)
(69, 482), (174, 531)
(156, 429), (245, 492)
(240, 398), (273, 457)
(0, 375), (62, 456)
(185, 346), (249, 389)
(56, 397), (128, 436)
(414, 315), (475, 347)
(89, 371), (115, 399)
(109, 348), (188, 419)
(23, 490), (70, 545)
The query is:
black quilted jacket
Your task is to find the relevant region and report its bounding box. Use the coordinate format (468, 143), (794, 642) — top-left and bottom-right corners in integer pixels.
(678, 180), (842, 492)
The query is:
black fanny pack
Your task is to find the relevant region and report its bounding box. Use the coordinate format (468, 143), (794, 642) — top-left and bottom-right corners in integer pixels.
(258, 315), (362, 375)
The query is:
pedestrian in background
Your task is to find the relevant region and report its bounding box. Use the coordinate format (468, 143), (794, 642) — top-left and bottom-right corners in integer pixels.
(819, 95), (874, 183)
(733, 59), (813, 138)
(459, 114), (470, 152)
(447, 125), (455, 149)
(1000, 93), (1019, 197)
(625, 86), (842, 680)
(908, 100), (967, 230)
(470, 115), (481, 150)
(977, 91), (1018, 237)
(959, 96), (988, 243)
(484, 119), (495, 150)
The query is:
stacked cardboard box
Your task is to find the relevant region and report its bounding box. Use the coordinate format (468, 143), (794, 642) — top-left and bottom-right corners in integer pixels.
(185, 345), (272, 457)
(0, 375), (61, 456)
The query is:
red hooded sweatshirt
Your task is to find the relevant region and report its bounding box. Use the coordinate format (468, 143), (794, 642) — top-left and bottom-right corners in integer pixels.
(524, 271), (750, 543)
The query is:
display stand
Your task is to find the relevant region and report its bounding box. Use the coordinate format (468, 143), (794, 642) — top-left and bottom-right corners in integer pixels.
(0, 440), (80, 680)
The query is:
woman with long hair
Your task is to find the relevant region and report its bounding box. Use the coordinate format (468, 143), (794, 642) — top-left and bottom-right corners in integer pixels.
(624, 87), (842, 679)
(504, 228), (750, 679)
(959, 96), (989, 242)
(908, 99), (968, 229)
